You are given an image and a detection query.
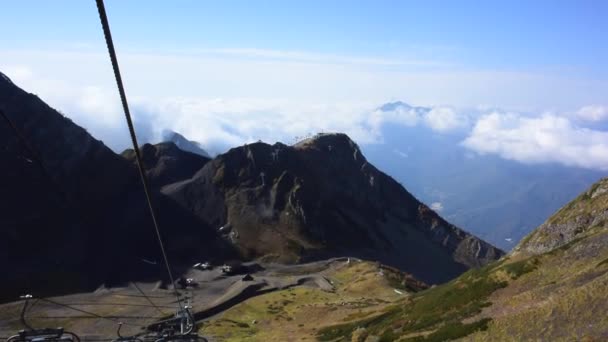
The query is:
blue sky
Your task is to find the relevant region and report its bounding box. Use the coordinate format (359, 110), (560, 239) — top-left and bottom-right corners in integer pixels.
(1, 1), (607, 169)
(3, 0), (607, 73)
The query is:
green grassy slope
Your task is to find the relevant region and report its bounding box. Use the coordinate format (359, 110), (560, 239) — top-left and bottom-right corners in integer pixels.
(317, 178), (608, 341)
(200, 261), (426, 341)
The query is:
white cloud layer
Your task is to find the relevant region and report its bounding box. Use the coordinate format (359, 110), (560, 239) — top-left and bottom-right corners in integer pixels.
(3, 49), (608, 171)
(2, 64), (470, 153)
(424, 107), (468, 132)
(368, 104), (468, 136)
(462, 112), (608, 170)
(136, 97), (380, 152)
(576, 105), (608, 122)
(3, 47), (608, 108)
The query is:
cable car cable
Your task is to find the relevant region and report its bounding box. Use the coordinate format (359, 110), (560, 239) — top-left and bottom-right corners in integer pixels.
(94, 0), (184, 313)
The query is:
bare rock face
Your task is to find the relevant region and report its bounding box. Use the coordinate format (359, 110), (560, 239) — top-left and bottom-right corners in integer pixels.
(514, 177), (608, 256)
(165, 133), (503, 283)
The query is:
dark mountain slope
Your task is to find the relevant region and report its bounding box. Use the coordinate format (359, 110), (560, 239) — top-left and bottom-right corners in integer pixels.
(165, 133), (503, 283)
(0, 72), (234, 301)
(121, 141), (210, 187)
(0, 71), (137, 297)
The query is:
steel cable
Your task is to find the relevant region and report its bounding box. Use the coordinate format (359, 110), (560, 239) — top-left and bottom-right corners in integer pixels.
(94, 0), (183, 312)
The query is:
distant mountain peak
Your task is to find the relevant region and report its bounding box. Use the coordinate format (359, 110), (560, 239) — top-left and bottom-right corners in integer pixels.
(378, 101), (431, 116)
(379, 101), (412, 112)
(161, 130), (211, 158)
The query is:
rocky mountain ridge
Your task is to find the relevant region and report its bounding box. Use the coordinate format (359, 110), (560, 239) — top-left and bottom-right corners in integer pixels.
(162, 133), (502, 283)
(121, 141), (210, 187)
(0, 71), (502, 301)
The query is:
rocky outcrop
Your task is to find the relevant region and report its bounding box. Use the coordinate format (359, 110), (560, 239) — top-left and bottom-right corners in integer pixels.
(165, 133), (503, 283)
(514, 177), (608, 255)
(121, 142), (210, 187)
